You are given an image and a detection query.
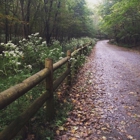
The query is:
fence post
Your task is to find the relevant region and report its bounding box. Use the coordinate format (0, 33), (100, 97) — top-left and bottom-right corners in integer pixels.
(74, 48), (78, 75)
(67, 50), (71, 86)
(83, 47), (85, 55)
(81, 47), (84, 55)
(45, 58), (54, 120)
(85, 46), (88, 55)
(79, 48), (82, 56)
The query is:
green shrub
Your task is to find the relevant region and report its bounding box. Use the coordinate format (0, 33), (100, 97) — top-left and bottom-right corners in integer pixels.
(0, 33), (97, 139)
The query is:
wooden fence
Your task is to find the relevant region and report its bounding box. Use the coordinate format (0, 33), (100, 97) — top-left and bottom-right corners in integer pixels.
(0, 42), (92, 140)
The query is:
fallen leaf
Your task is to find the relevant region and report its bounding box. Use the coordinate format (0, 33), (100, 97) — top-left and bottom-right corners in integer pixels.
(70, 138), (77, 140)
(56, 130), (60, 135)
(101, 136), (107, 140)
(71, 129), (76, 134)
(127, 135), (133, 139)
(59, 126), (64, 131)
(73, 126), (78, 131)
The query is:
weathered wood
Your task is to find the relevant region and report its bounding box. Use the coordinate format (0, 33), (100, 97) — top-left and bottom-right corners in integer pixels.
(45, 58), (54, 120)
(0, 91), (50, 140)
(73, 47), (78, 75)
(0, 68), (50, 110)
(67, 50), (71, 86)
(71, 50), (77, 57)
(53, 57), (68, 71)
(53, 69), (70, 91)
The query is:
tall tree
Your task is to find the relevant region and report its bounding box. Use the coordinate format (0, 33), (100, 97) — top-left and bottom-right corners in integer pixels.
(0, 0), (96, 44)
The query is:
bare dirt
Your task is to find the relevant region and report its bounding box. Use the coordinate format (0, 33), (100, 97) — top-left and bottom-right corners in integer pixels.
(55, 40), (140, 140)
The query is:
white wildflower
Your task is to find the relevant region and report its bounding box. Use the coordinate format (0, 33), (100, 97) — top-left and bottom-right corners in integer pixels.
(42, 41), (46, 44)
(59, 57), (63, 60)
(11, 60), (16, 63)
(9, 51), (14, 55)
(27, 65), (32, 69)
(16, 62), (21, 65)
(18, 52), (23, 56)
(13, 53), (16, 57)
(34, 32), (39, 36)
(11, 44), (16, 49)
(15, 48), (19, 51)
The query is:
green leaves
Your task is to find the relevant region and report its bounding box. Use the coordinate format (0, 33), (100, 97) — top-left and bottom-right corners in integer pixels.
(0, 0), (96, 43)
(98, 0), (140, 45)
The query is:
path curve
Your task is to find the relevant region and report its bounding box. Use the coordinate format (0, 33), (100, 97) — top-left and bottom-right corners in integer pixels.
(55, 40), (140, 140)
(93, 40), (140, 140)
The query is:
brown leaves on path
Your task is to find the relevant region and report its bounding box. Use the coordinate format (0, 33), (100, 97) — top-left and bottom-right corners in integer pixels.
(54, 52), (110, 140)
(55, 41), (140, 140)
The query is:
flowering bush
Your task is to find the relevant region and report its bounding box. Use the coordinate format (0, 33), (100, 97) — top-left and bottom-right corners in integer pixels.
(0, 33), (97, 138)
(63, 37), (95, 53)
(18, 34), (64, 71)
(0, 41), (23, 75)
(0, 33), (96, 85)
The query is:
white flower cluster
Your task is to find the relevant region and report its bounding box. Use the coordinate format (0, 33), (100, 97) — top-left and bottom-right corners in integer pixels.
(1, 42), (16, 49)
(69, 57), (76, 62)
(34, 32), (39, 36)
(0, 41), (24, 74)
(25, 65), (32, 70)
(42, 41), (46, 44)
(3, 50), (23, 58)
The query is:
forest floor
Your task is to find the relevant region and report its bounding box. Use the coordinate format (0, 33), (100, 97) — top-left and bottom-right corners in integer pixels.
(54, 40), (140, 140)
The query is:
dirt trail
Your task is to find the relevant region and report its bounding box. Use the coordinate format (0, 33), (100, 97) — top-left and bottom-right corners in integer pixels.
(55, 40), (140, 140)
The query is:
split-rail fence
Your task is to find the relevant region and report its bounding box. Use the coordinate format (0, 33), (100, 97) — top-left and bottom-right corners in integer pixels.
(0, 42), (92, 140)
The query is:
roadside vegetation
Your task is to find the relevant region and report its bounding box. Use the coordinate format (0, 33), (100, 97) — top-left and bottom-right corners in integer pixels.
(0, 32), (96, 139)
(0, 0), (98, 139)
(97, 0), (140, 48)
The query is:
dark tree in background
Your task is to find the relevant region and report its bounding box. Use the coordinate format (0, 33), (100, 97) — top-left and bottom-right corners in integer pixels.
(0, 0), (96, 44)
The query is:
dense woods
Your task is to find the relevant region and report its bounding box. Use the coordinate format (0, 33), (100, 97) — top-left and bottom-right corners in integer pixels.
(98, 0), (140, 46)
(0, 0), (140, 46)
(0, 0), (96, 44)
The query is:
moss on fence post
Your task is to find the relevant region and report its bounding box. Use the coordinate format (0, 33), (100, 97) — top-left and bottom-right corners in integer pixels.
(45, 58), (54, 121)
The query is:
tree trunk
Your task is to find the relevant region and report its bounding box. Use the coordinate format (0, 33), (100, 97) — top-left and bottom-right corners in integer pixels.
(25, 0), (31, 37)
(5, 0), (9, 43)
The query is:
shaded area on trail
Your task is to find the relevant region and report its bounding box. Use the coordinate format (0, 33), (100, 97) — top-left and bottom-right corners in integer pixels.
(55, 40), (140, 140)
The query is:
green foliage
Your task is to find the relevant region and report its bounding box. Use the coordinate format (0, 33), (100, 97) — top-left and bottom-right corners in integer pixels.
(0, 33), (96, 139)
(0, 0), (96, 43)
(98, 0), (140, 46)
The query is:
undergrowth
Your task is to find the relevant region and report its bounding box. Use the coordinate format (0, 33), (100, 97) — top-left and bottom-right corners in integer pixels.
(0, 33), (96, 139)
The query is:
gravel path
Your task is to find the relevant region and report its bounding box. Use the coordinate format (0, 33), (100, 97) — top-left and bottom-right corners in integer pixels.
(55, 40), (140, 140)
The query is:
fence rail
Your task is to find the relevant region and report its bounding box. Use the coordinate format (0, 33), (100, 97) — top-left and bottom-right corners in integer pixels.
(0, 42), (92, 140)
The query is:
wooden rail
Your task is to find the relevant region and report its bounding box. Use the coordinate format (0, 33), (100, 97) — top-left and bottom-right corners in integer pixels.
(0, 42), (91, 140)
